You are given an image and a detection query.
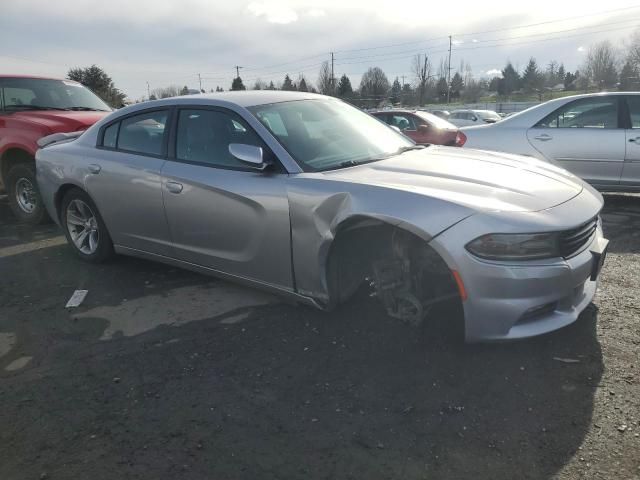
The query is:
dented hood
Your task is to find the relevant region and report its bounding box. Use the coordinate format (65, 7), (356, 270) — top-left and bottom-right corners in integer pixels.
(320, 146), (583, 213)
(12, 110), (108, 133)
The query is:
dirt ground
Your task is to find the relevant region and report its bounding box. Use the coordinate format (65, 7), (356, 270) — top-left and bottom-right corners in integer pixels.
(0, 194), (638, 480)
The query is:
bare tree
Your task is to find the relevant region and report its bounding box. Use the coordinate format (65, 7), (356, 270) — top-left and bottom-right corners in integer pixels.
(411, 54), (432, 106)
(583, 41), (618, 89)
(151, 85), (181, 99)
(626, 28), (640, 70)
(317, 61), (333, 95)
(252, 78), (266, 90)
(359, 66), (390, 107)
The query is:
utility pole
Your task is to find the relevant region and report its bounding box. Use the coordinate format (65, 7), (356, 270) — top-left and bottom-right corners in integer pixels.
(146, 81), (150, 100)
(330, 52), (335, 94)
(198, 73), (202, 92)
(447, 35), (453, 104)
(234, 65), (243, 78)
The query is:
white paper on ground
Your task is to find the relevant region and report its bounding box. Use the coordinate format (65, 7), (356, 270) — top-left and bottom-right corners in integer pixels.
(66, 290), (88, 308)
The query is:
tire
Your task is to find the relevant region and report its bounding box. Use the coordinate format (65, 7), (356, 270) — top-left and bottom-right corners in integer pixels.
(60, 188), (114, 263)
(6, 162), (49, 224)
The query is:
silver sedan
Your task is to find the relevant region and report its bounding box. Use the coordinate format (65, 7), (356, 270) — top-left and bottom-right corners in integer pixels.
(461, 92), (640, 191)
(36, 91), (608, 342)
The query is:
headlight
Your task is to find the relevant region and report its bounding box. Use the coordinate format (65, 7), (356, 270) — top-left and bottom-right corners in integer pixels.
(466, 232), (560, 260)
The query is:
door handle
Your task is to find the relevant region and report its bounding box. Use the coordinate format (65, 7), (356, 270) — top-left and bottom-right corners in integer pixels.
(88, 164), (101, 174)
(629, 137), (640, 143)
(534, 134), (553, 142)
(166, 181), (183, 194)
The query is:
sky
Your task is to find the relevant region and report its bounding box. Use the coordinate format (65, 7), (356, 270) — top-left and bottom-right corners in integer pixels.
(2, 0), (640, 100)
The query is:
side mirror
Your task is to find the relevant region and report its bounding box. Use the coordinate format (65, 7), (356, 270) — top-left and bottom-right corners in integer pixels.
(229, 143), (270, 171)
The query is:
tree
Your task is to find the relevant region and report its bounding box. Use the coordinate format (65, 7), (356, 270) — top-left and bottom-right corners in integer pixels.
(521, 57), (543, 93)
(412, 54), (432, 106)
(359, 67), (390, 107)
(450, 72), (463, 99)
(402, 83), (415, 105)
(619, 60), (640, 91)
(583, 41), (618, 89)
(297, 76), (309, 92)
(267, 81), (276, 90)
(337, 74), (353, 98)
(148, 94), (157, 101)
(180, 85), (189, 95)
(488, 76), (501, 92)
(557, 63), (566, 85)
(317, 61), (333, 95)
(215, 86), (224, 92)
(67, 65), (126, 107)
(389, 77), (401, 104)
(253, 79), (266, 90)
(564, 71), (577, 89)
(436, 77), (448, 102)
(282, 74), (295, 91)
(150, 85), (181, 99)
(231, 77), (246, 91)
(498, 61), (520, 96)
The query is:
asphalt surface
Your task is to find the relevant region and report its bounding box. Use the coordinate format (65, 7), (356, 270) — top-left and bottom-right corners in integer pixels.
(0, 194), (638, 480)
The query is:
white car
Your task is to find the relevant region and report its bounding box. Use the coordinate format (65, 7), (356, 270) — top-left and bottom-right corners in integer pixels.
(461, 93), (640, 191)
(448, 109), (502, 127)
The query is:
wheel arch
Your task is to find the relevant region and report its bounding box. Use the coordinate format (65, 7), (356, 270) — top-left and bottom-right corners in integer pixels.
(54, 182), (90, 221)
(0, 147), (34, 187)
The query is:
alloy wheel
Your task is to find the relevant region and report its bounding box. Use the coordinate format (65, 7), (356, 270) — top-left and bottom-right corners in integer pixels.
(66, 199), (100, 255)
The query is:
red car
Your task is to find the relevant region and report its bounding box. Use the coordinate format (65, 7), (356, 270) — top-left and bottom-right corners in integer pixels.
(0, 75), (111, 223)
(371, 109), (466, 147)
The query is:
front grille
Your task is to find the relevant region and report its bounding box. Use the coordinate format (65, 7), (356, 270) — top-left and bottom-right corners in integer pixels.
(559, 216), (598, 258)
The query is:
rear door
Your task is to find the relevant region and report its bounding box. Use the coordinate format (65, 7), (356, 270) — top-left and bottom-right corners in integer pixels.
(526, 96), (625, 187)
(86, 108), (173, 256)
(621, 95), (640, 187)
(161, 107), (293, 289)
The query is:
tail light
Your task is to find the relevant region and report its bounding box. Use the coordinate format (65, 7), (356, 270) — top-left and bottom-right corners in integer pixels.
(455, 131), (467, 147)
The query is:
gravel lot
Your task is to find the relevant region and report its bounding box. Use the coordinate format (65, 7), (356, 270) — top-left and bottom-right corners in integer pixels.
(0, 194), (638, 480)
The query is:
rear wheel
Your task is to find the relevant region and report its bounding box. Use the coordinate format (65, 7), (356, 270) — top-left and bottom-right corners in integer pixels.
(61, 188), (114, 263)
(6, 163), (49, 224)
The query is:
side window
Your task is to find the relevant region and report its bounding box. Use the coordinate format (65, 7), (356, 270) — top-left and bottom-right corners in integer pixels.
(627, 96), (640, 129)
(117, 110), (168, 156)
(391, 114), (416, 130)
(102, 122), (119, 148)
(176, 109), (263, 168)
(537, 98), (618, 129)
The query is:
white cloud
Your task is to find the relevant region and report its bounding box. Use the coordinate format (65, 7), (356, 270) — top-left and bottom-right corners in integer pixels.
(306, 8), (326, 17)
(247, 1), (298, 24)
(486, 69), (502, 77)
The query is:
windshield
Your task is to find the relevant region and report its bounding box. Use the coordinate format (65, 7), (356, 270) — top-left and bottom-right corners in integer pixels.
(415, 111), (457, 129)
(478, 110), (501, 121)
(248, 99), (414, 172)
(1, 77), (111, 111)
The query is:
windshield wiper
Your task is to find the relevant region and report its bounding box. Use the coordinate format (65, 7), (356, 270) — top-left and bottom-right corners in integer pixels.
(395, 145), (426, 154)
(64, 106), (110, 112)
(5, 105), (67, 111)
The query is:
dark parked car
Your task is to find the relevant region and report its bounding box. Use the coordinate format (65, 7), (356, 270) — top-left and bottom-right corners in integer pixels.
(371, 110), (466, 146)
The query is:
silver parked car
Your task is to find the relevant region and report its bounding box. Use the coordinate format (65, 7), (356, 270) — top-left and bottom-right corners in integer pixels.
(36, 91), (608, 342)
(461, 93), (640, 191)
(448, 109), (502, 127)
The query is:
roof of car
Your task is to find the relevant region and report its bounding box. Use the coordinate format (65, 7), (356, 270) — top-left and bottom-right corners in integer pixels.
(0, 74), (66, 80)
(160, 90), (326, 108)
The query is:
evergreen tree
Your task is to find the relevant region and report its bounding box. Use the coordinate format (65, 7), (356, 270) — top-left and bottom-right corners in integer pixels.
(619, 60), (640, 91)
(180, 85), (189, 95)
(522, 58), (543, 93)
(436, 77), (448, 102)
(268, 81), (276, 90)
(337, 74), (353, 97)
(450, 72), (464, 99)
(67, 64), (126, 107)
(298, 77), (309, 92)
(557, 64), (566, 84)
(282, 74), (295, 91)
(231, 77), (246, 91)
(390, 77), (401, 104)
(498, 61), (520, 96)
(564, 71), (577, 90)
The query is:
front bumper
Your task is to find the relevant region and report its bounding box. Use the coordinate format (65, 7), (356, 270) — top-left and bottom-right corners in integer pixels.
(429, 191), (606, 342)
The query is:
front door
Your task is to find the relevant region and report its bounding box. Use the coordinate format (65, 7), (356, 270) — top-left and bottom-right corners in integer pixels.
(161, 107), (293, 289)
(526, 96), (625, 188)
(621, 95), (640, 187)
